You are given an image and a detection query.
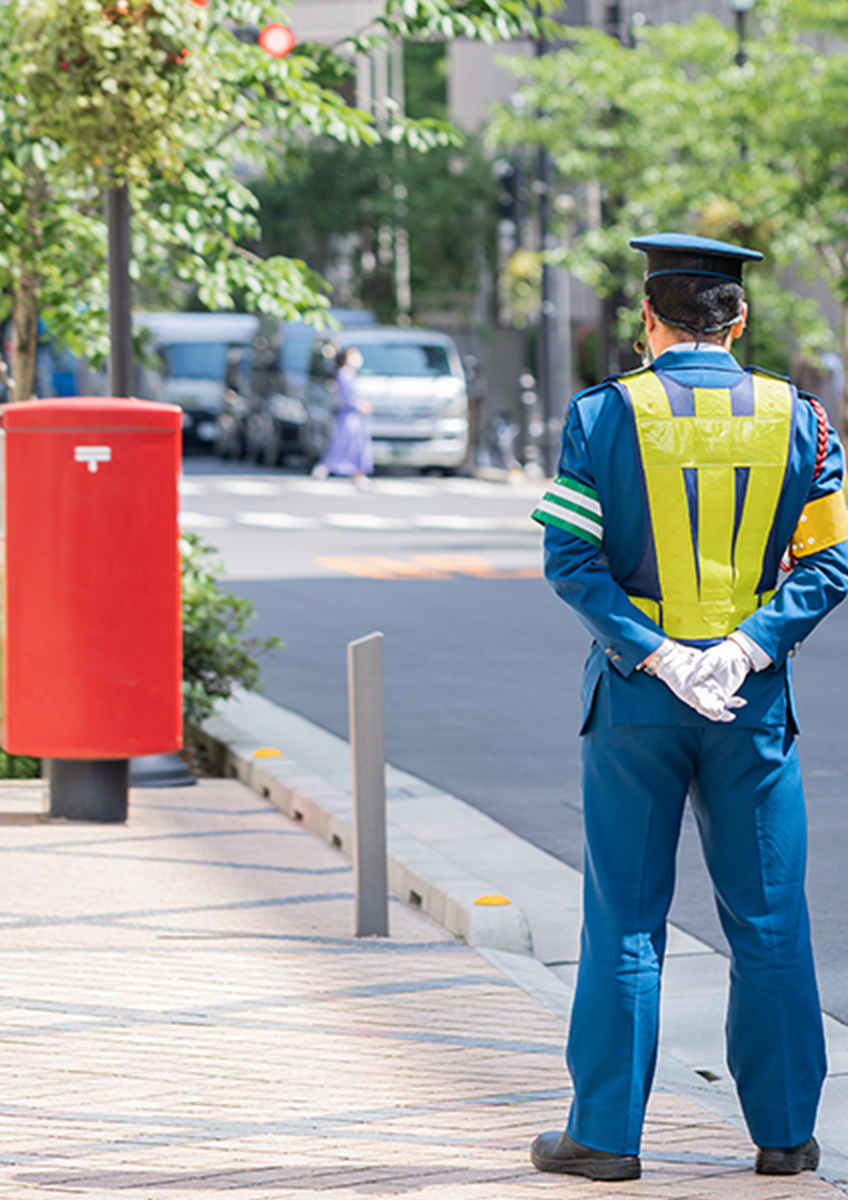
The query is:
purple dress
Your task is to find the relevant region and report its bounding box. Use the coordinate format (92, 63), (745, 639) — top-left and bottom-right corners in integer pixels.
(319, 366), (373, 476)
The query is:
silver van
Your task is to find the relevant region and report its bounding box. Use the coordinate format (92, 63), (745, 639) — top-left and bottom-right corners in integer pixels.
(304, 328), (469, 471)
(134, 312), (259, 450)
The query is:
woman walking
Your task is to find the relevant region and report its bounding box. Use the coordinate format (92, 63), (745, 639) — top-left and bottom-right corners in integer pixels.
(312, 347), (373, 482)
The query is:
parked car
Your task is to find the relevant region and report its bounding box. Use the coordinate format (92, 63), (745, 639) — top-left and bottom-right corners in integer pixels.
(214, 345), (255, 459)
(133, 312), (259, 451)
(303, 327), (469, 472)
(235, 309), (378, 466)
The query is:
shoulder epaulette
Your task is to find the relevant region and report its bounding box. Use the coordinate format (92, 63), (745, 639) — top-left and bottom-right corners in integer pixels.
(571, 368), (651, 401)
(613, 365), (652, 382)
(744, 364), (792, 384)
(570, 380), (616, 401)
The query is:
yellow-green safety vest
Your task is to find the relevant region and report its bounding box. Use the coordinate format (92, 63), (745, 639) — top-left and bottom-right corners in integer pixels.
(618, 367), (794, 641)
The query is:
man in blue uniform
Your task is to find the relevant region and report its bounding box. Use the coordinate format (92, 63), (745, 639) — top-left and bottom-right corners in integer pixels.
(530, 233), (848, 1181)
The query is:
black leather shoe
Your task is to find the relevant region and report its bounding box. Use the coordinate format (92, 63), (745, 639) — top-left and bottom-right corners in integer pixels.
(531, 1130), (641, 1181)
(755, 1136), (820, 1175)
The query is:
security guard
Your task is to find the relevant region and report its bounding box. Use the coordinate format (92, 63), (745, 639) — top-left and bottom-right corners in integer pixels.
(530, 233), (848, 1181)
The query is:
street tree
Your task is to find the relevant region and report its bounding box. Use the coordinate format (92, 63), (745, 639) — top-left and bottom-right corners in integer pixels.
(0, 6), (110, 400)
(253, 136), (498, 323)
(2, 0), (556, 399)
(487, 6), (844, 377)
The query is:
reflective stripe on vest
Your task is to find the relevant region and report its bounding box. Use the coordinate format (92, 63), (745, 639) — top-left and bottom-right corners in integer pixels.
(620, 368), (794, 640)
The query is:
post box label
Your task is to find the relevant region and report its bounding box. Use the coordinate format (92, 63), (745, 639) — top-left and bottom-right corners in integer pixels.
(74, 445), (112, 473)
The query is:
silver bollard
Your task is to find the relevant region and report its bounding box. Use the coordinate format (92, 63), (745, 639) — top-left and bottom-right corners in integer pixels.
(347, 631), (389, 937)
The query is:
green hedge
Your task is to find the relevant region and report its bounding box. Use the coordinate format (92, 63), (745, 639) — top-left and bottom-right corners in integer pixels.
(0, 750), (40, 779)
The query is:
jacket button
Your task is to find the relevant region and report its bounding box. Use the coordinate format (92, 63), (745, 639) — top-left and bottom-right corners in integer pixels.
(611, 654), (621, 663)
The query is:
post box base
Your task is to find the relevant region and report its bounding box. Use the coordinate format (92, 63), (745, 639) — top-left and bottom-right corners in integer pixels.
(47, 759), (129, 823)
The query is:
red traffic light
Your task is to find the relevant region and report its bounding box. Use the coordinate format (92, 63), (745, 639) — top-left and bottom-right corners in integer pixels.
(258, 23), (296, 57)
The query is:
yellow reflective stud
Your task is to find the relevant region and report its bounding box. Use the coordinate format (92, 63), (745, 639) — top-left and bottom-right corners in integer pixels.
(474, 894), (512, 906)
(254, 747), (282, 758)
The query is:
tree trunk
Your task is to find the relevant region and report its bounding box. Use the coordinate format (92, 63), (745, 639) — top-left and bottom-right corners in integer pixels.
(12, 267), (39, 402)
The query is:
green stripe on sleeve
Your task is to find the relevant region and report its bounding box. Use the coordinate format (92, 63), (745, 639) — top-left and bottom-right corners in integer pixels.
(532, 500), (602, 547)
(530, 474), (604, 546)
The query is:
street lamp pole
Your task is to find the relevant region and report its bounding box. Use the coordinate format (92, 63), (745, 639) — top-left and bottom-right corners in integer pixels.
(535, 18), (562, 478)
(106, 184), (133, 399)
(725, 0), (755, 68)
(536, 145), (561, 478)
(48, 182), (134, 823)
(725, 0), (755, 365)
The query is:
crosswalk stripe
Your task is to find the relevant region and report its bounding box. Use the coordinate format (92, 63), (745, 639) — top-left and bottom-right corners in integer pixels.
(315, 555), (542, 581)
(179, 512), (229, 529)
(179, 511), (541, 535)
(238, 512), (319, 530)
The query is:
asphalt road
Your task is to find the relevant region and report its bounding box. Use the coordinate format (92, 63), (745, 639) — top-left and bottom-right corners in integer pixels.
(182, 457), (848, 1023)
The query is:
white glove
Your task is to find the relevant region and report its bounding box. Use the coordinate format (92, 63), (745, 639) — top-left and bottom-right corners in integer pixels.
(642, 639), (744, 723)
(688, 638), (751, 707)
(686, 632), (771, 722)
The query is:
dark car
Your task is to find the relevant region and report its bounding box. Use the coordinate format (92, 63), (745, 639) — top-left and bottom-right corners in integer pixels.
(229, 310), (378, 466)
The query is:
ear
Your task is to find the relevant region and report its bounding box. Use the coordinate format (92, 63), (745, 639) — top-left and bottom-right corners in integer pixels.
(729, 300), (748, 342)
(642, 297), (658, 333)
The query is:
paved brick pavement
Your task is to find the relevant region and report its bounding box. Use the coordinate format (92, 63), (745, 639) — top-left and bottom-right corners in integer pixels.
(0, 777), (841, 1198)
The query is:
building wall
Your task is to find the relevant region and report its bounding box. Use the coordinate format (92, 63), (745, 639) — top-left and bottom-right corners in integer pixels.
(287, 0), (383, 41)
(447, 40), (533, 133)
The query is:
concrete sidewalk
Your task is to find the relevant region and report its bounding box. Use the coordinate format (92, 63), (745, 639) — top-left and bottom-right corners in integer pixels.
(0, 776), (842, 1198)
(197, 689), (848, 1189)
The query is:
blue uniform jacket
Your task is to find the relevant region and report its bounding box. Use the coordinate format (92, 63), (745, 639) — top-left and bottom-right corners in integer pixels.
(544, 348), (848, 729)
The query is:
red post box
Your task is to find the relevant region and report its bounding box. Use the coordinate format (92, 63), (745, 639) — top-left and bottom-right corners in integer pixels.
(0, 399), (183, 767)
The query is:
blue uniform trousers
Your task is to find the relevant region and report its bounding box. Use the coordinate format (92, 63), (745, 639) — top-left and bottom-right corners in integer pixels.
(566, 677), (826, 1155)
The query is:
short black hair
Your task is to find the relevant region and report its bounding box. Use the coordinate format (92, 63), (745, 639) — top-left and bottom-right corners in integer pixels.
(645, 274), (744, 340)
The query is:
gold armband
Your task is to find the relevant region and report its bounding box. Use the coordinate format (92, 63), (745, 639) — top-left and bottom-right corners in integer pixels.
(790, 490), (848, 558)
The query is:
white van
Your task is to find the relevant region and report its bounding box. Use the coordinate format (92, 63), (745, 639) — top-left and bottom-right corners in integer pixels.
(304, 328), (469, 471)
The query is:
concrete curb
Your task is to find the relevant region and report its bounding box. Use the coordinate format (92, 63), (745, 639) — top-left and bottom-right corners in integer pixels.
(191, 713), (533, 956)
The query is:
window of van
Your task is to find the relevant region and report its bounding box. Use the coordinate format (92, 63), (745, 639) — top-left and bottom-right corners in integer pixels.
(162, 342), (230, 381)
(356, 343), (451, 377)
(282, 327), (316, 374)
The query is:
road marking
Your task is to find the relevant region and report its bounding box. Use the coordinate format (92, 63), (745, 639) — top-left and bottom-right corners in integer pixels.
(287, 479), (360, 496)
(414, 515), (500, 531)
(218, 480), (282, 496)
(317, 557), (452, 579)
(179, 512), (230, 529)
(444, 479), (543, 498)
(177, 510), (541, 535)
(413, 555), (496, 575)
(316, 555), (543, 580)
(284, 476), (547, 498)
(325, 513), (413, 530)
(238, 512), (319, 530)
(370, 481), (433, 497)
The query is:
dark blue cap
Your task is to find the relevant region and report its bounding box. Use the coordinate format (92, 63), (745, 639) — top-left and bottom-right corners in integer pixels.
(629, 232), (763, 283)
